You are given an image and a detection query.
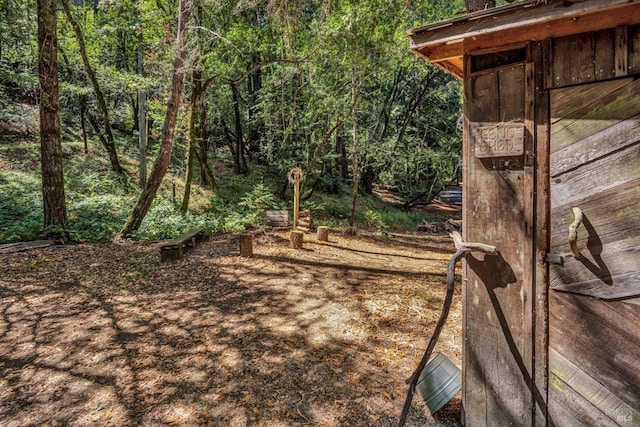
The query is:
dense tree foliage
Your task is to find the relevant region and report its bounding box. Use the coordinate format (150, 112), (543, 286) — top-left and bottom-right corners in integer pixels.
(2, 0), (529, 240)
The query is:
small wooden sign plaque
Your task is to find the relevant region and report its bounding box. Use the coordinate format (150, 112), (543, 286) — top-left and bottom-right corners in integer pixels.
(472, 123), (525, 158)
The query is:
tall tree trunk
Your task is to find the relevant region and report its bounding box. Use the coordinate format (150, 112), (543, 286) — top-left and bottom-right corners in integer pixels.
(220, 115), (239, 172)
(198, 101), (214, 186)
(137, 19), (147, 188)
(60, 0), (125, 175)
(85, 107), (115, 158)
(120, 0), (192, 237)
(79, 94), (88, 154)
(131, 95), (138, 132)
(189, 68), (215, 191)
(230, 82), (248, 174)
(181, 133), (195, 211)
(192, 1), (212, 187)
(183, 7), (215, 196)
(199, 103), (210, 182)
(348, 72), (359, 229)
(180, 68), (200, 211)
(336, 132), (348, 179)
(37, 0), (68, 236)
(138, 90), (147, 187)
(465, 0), (495, 12)
(247, 54), (263, 153)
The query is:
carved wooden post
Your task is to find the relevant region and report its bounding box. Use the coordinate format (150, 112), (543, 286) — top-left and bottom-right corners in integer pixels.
(317, 226), (329, 242)
(288, 167), (304, 228)
(290, 230), (304, 249)
(239, 233), (253, 257)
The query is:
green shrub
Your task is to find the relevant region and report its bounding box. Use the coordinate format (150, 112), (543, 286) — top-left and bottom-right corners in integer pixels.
(67, 194), (133, 241)
(0, 171), (43, 242)
(364, 210), (386, 229)
(379, 210), (417, 229)
(306, 196), (350, 221)
(130, 198), (228, 241)
(0, 203), (43, 242)
(238, 183), (280, 224)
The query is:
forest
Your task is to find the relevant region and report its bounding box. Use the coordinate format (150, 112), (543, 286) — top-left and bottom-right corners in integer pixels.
(1, 0), (510, 242)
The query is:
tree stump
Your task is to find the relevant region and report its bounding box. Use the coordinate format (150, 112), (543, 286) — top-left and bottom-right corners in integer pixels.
(317, 226), (330, 242)
(345, 226), (357, 236)
(290, 230), (304, 249)
(239, 233), (253, 257)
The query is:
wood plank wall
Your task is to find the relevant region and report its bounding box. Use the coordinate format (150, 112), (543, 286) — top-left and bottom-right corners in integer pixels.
(546, 29), (640, 427)
(459, 19), (640, 426)
(547, 24), (640, 88)
(548, 292), (640, 426)
(462, 61), (536, 426)
(549, 78), (640, 299)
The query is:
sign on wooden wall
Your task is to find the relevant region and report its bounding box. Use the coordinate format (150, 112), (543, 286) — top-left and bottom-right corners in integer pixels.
(471, 122), (525, 159)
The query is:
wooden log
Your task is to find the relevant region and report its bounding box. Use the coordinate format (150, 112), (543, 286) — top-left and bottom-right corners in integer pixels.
(317, 226), (330, 242)
(290, 230), (304, 249)
(239, 233), (253, 257)
(298, 219), (311, 229)
(0, 240), (56, 254)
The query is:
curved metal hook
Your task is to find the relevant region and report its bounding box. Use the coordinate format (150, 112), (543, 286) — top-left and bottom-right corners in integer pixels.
(568, 207), (583, 259)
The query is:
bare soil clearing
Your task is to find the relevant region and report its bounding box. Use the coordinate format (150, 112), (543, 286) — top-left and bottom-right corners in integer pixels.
(0, 229), (462, 426)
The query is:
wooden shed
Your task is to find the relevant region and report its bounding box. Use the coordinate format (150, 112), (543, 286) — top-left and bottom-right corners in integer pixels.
(408, 1), (640, 425)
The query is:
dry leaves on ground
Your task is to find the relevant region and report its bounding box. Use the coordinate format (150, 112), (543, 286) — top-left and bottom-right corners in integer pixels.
(0, 230), (462, 426)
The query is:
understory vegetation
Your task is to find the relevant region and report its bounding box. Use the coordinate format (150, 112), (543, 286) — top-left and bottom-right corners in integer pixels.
(0, 102), (454, 243)
(0, 0), (474, 243)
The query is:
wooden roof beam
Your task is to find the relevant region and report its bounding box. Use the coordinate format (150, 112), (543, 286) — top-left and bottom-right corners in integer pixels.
(408, 0), (640, 62)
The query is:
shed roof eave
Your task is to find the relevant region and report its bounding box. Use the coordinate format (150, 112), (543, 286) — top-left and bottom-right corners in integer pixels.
(411, 47), (464, 79)
(406, 0), (540, 36)
(407, 0), (640, 57)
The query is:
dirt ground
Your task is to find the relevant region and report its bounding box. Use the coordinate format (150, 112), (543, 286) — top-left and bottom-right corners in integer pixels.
(0, 228), (463, 427)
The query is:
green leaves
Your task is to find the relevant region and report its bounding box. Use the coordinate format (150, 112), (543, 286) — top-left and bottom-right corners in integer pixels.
(2, 0), (466, 240)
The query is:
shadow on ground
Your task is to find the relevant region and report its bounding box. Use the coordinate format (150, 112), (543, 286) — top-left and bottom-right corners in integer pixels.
(0, 231), (462, 426)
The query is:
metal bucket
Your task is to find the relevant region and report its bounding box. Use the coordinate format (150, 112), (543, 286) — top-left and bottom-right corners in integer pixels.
(415, 352), (462, 414)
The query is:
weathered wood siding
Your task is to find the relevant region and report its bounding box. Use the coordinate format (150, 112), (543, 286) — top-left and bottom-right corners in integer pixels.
(407, 3), (640, 426)
(462, 27), (640, 426)
(547, 24), (640, 88)
(548, 292), (640, 426)
(547, 32), (640, 427)
(549, 78), (640, 299)
(462, 62), (536, 426)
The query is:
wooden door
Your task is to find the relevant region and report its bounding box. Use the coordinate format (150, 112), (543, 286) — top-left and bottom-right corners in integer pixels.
(548, 78), (640, 426)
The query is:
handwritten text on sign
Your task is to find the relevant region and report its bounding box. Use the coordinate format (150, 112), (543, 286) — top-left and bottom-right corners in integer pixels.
(473, 123), (525, 158)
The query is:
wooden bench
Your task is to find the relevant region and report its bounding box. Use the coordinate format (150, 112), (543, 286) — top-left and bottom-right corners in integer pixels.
(160, 227), (204, 261)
